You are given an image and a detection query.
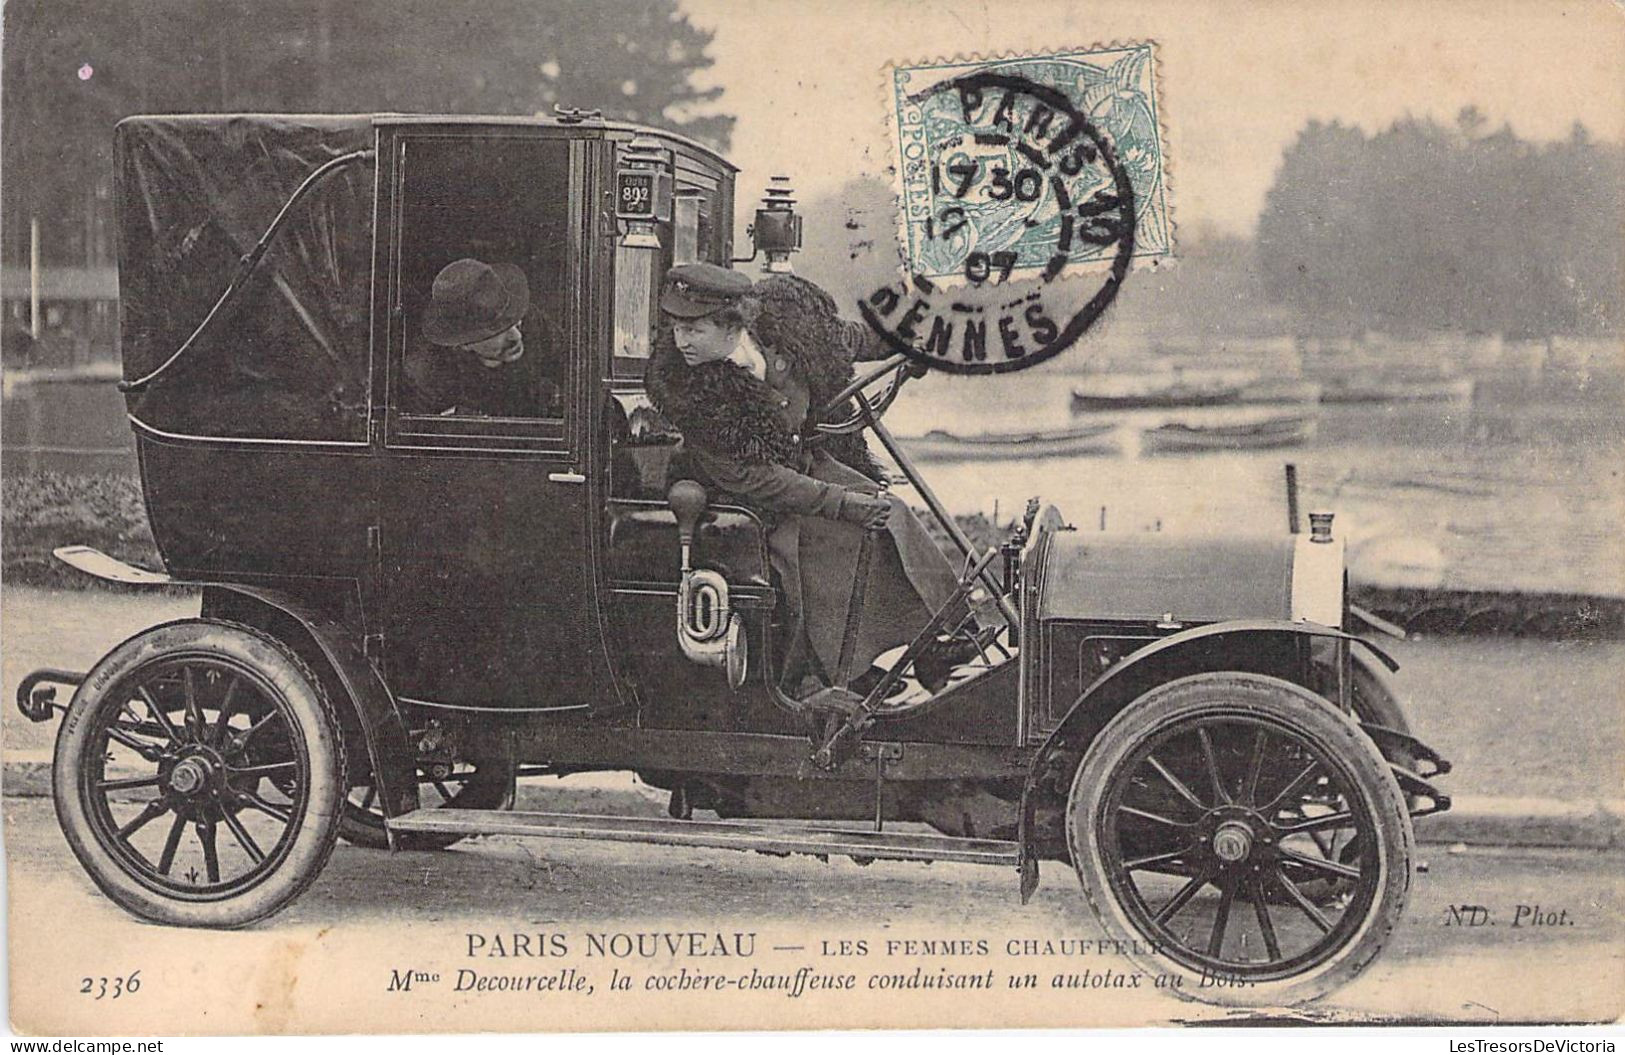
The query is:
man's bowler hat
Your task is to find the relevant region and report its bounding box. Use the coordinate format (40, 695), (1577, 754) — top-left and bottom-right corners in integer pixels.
(660, 263), (751, 319)
(422, 258), (530, 347)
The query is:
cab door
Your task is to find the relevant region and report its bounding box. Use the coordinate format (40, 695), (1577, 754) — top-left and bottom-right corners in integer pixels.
(372, 127), (611, 713)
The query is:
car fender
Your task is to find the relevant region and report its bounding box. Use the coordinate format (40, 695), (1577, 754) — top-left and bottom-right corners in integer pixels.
(1015, 618), (1394, 902)
(51, 546), (420, 842)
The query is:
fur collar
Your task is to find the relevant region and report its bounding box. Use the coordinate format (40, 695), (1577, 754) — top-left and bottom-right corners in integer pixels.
(645, 274), (881, 481)
(646, 338), (797, 466)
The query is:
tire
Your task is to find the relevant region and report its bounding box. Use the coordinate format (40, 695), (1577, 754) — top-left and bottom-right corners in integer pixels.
(53, 619), (346, 928)
(1066, 672), (1412, 1006)
(339, 758), (515, 851)
(1297, 649), (1417, 903)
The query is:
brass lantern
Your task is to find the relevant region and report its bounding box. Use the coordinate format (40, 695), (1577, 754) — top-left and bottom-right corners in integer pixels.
(751, 176), (803, 273)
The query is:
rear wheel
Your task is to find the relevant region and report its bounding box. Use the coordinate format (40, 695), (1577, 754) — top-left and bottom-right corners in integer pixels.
(339, 758), (515, 850)
(1067, 672), (1412, 1005)
(53, 620), (345, 928)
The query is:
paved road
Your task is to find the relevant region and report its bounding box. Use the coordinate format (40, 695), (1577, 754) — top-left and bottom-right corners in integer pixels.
(5, 795), (1620, 1034)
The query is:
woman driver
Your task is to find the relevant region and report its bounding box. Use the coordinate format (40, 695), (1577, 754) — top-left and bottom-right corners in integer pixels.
(645, 263), (974, 699)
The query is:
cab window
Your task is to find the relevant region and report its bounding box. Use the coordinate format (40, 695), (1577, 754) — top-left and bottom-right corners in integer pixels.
(390, 136), (572, 435)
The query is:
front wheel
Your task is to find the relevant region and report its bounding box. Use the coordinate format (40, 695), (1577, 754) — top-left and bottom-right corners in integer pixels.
(1066, 672), (1412, 1006)
(53, 620), (346, 928)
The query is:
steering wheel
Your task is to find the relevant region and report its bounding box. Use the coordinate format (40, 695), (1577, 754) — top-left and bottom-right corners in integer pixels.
(814, 352), (913, 436)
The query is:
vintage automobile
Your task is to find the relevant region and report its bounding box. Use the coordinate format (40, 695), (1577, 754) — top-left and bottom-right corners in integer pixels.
(17, 112), (1450, 1006)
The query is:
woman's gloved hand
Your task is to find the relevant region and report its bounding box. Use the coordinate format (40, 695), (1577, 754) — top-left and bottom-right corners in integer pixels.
(836, 490), (892, 530)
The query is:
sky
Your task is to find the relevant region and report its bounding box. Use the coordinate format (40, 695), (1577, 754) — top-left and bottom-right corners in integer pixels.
(680, 0), (1625, 239)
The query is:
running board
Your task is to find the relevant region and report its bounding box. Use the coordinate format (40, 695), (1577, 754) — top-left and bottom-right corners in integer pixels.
(386, 809), (1020, 867)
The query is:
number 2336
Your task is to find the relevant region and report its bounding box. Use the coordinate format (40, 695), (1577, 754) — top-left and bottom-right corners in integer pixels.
(81, 971), (141, 999)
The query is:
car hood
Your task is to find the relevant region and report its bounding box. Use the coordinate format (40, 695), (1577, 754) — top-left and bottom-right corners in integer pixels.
(1034, 531), (1344, 626)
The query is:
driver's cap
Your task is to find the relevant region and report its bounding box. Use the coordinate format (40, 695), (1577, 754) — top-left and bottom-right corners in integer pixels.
(661, 263), (751, 319)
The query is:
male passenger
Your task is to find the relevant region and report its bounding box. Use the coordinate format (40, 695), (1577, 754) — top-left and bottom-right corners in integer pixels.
(405, 257), (562, 418)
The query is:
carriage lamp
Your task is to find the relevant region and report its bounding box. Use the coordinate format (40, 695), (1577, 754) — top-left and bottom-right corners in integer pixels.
(751, 176), (803, 273)
(617, 136), (673, 250)
(1309, 511), (1336, 543)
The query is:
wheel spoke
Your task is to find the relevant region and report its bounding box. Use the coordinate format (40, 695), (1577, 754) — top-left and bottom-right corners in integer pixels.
(227, 761), (297, 778)
(1123, 847), (1191, 871)
(1275, 810), (1356, 836)
(1259, 759), (1321, 816)
(1270, 864), (1333, 933)
(109, 717), (171, 743)
(1250, 875), (1282, 961)
(1196, 726), (1232, 804)
(182, 665), (205, 740)
(1242, 728), (1268, 806)
(116, 799), (168, 840)
(220, 807), (266, 864)
(197, 820), (221, 883)
(1279, 847), (1362, 881)
(360, 785), (378, 810)
(1208, 877), (1237, 957)
(98, 774), (164, 792)
(1145, 754), (1208, 812)
(240, 709), (282, 743)
(156, 813), (187, 874)
(432, 780), (455, 803)
(137, 686), (182, 744)
(1307, 826), (1336, 858)
(103, 725), (165, 761)
(1153, 871), (1212, 925)
(237, 788), (292, 824)
(1119, 804), (1197, 828)
(210, 675), (243, 747)
(118, 700), (148, 731)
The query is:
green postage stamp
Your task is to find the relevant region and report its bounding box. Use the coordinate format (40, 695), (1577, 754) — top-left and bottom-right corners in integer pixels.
(888, 45), (1174, 285)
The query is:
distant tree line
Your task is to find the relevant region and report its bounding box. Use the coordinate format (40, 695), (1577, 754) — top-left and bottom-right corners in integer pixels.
(796, 108), (1622, 346)
(2, 0), (731, 266)
(1257, 108), (1622, 338)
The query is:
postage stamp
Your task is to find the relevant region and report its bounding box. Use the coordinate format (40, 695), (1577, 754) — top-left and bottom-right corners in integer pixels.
(861, 47), (1169, 375)
(888, 45), (1174, 285)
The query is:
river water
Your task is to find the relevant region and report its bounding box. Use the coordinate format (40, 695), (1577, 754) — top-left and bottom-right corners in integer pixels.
(882, 369), (1624, 598)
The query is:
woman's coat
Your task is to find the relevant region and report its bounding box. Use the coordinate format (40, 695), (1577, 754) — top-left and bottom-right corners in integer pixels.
(646, 274), (963, 685)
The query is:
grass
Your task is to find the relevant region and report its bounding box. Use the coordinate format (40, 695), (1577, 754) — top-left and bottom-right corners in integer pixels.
(2, 471), (163, 589)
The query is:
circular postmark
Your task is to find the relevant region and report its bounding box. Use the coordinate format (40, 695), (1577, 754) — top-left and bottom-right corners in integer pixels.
(862, 69), (1138, 375)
